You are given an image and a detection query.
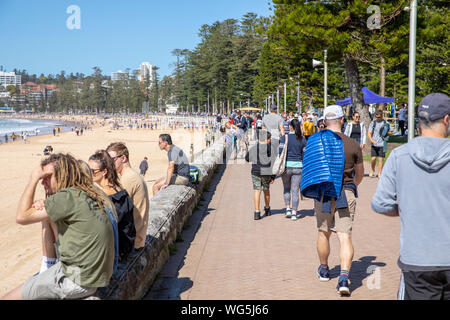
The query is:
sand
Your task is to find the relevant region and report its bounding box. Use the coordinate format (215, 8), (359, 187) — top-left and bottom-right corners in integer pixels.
(0, 117), (210, 296)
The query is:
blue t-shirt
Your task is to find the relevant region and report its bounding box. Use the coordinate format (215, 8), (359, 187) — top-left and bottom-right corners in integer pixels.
(280, 133), (307, 168)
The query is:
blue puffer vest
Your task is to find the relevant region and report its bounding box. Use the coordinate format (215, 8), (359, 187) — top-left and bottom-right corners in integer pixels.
(300, 129), (345, 201)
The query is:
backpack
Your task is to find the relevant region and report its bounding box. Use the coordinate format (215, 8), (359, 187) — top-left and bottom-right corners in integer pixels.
(109, 189), (136, 261)
(371, 120), (389, 139)
(189, 165), (200, 184)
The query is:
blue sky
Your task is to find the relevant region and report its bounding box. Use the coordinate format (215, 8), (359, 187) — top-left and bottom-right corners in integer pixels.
(0, 0), (272, 79)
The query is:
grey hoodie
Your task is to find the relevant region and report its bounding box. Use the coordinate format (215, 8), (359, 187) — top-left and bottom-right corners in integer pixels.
(371, 136), (450, 270)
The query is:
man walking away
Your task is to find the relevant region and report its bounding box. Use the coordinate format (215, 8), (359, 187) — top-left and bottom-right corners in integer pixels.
(371, 93), (450, 300)
(245, 130), (276, 220)
(368, 110), (391, 178)
(262, 105), (285, 151)
(313, 105), (364, 297)
(139, 157), (149, 177)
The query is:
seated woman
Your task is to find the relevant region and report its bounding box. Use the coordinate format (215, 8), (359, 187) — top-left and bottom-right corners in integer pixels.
(89, 150), (136, 261)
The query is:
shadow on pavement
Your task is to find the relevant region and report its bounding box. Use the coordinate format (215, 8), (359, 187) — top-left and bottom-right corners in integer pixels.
(144, 163), (226, 300)
(329, 256), (387, 294)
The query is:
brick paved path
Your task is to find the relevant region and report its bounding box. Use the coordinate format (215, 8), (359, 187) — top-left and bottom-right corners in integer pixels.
(147, 150), (401, 300)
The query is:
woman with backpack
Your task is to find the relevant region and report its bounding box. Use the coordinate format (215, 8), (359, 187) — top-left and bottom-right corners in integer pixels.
(88, 150), (136, 261)
(278, 119), (307, 221)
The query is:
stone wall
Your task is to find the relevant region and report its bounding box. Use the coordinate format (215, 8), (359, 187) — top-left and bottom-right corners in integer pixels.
(89, 138), (226, 300)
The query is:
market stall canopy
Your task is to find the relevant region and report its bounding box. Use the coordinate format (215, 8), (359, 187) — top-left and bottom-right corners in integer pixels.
(336, 87), (394, 106)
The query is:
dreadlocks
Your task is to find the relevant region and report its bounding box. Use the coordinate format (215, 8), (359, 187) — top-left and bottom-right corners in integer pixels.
(41, 153), (110, 214)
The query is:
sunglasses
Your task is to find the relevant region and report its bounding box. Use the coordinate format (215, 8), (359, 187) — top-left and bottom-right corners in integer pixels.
(111, 154), (123, 161)
(90, 168), (101, 175)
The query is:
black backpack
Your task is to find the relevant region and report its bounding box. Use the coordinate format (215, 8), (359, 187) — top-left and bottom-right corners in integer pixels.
(109, 189), (136, 261)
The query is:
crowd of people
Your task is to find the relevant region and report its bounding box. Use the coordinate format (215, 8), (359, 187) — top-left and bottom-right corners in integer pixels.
(1, 92), (449, 300)
(239, 93), (449, 299)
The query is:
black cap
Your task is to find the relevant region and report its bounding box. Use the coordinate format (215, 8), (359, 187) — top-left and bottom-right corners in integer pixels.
(271, 104), (278, 111)
(418, 93), (450, 121)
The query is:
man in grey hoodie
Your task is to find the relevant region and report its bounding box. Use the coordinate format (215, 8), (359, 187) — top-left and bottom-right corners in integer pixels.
(371, 93), (450, 300)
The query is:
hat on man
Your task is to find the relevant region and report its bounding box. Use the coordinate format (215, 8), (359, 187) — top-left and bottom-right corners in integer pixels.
(271, 104), (278, 111)
(324, 105), (344, 120)
(294, 113), (299, 118)
(418, 93), (450, 121)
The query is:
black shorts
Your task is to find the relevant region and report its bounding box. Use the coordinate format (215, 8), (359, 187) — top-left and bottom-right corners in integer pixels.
(398, 270), (450, 300)
(371, 145), (385, 158)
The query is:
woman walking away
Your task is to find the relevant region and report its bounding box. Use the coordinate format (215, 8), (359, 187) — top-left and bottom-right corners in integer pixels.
(89, 150), (136, 261)
(279, 119), (307, 221)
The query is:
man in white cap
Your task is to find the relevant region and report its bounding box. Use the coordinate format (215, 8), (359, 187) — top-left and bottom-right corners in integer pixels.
(314, 105), (364, 297)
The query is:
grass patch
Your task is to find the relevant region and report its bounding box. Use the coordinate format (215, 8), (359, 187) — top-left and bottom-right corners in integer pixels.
(363, 149), (392, 165)
(182, 222), (191, 230)
(388, 135), (408, 144)
(168, 243), (177, 256)
(175, 233), (184, 243)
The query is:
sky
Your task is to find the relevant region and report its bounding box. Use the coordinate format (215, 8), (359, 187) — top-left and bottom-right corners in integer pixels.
(0, 0), (273, 79)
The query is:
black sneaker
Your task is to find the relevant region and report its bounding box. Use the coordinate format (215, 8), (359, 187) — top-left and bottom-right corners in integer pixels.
(254, 211), (261, 220)
(264, 206), (271, 216)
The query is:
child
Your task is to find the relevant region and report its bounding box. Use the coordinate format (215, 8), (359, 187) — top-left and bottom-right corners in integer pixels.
(245, 130), (277, 220)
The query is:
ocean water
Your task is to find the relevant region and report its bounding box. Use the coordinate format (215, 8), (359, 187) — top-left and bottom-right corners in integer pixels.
(0, 118), (72, 141)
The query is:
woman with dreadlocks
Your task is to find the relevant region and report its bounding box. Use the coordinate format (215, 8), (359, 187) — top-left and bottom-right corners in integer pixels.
(2, 153), (115, 300)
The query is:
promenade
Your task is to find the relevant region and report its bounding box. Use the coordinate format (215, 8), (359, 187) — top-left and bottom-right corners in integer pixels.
(147, 146), (402, 300)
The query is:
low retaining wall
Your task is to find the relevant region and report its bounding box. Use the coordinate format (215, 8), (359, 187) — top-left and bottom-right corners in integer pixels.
(90, 138), (226, 300)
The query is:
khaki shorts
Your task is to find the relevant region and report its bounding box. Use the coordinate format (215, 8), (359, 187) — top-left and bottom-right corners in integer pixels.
(251, 175), (272, 191)
(21, 262), (96, 300)
(314, 189), (356, 234)
(169, 174), (189, 186)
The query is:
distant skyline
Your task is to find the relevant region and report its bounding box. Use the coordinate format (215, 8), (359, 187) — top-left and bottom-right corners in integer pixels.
(0, 0), (272, 79)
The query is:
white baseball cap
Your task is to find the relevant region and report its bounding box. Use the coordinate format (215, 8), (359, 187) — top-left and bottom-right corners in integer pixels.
(324, 105), (344, 120)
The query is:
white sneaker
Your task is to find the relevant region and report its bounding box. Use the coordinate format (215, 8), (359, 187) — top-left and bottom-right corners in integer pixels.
(285, 208), (292, 218)
(291, 211), (297, 221)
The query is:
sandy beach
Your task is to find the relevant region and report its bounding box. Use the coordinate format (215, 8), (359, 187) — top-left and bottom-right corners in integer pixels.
(0, 116), (211, 296)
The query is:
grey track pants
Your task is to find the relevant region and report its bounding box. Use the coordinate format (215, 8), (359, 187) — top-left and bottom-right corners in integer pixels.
(281, 167), (302, 211)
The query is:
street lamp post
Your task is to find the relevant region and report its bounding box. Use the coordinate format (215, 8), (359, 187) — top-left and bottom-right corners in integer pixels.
(407, 0), (417, 141)
(284, 82), (287, 114)
(276, 89), (280, 114)
(324, 49), (328, 109)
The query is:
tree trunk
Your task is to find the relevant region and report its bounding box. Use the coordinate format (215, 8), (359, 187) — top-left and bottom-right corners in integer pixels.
(379, 56), (386, 111)
(344, 55), (370, 155)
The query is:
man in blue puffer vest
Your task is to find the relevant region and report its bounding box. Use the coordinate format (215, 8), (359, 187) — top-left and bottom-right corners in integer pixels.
(305, 105), (364, 297)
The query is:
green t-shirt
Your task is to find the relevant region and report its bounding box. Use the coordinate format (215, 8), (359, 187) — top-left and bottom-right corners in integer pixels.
(45, 187), (114, 287)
